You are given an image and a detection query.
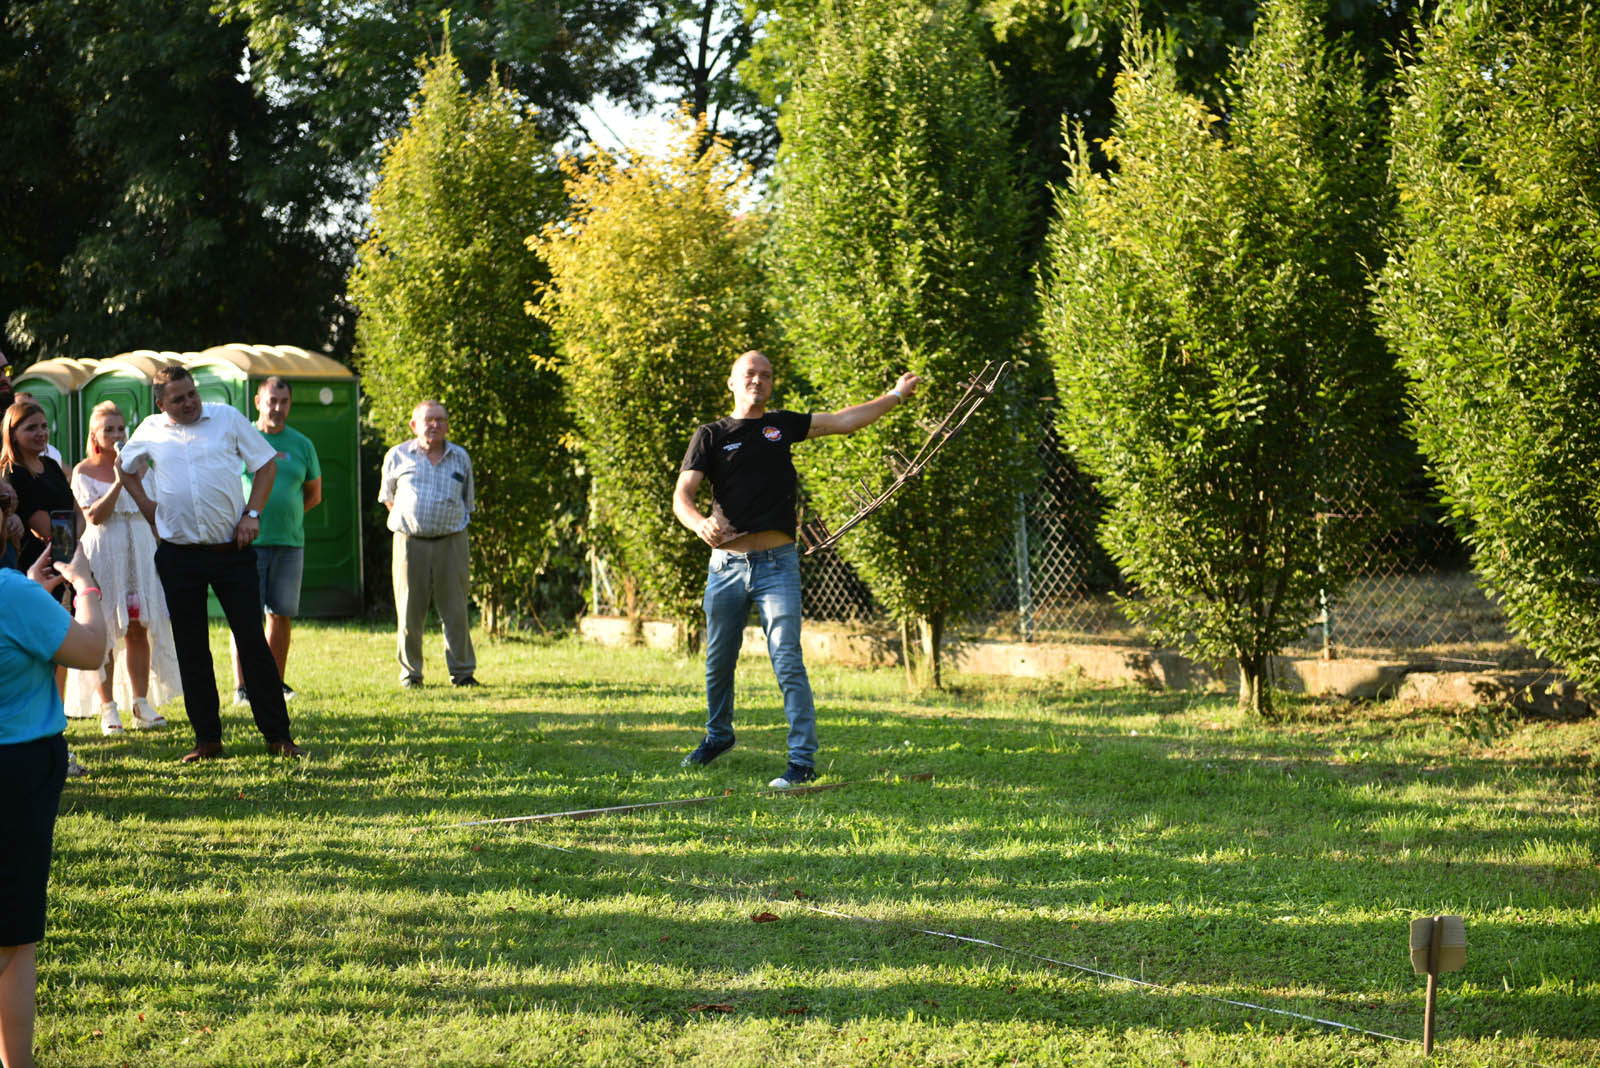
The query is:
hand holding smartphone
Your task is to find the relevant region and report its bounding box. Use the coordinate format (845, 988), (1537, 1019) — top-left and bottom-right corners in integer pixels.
(49, 509), (77, 564)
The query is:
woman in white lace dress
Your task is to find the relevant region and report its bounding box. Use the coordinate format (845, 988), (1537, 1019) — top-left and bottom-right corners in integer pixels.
(64, 402), (180, 733)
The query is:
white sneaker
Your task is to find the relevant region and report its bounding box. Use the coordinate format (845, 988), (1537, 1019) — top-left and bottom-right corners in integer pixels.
(100, 701), (124, 735)
(130, 697), (167, 729)
(66, 751), (89, 777)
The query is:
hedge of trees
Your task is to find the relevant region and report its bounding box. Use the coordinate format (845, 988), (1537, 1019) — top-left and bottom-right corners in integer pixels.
(13, 0), (1599, 702)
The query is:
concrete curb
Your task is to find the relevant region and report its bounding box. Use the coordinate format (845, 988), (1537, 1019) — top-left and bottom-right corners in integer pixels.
(577, 615), (1590, 713)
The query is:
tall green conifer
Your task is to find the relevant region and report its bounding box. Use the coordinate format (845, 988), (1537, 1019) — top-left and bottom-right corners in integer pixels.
(534, 118), (769, 640)
(774, 0), (1032, 688)
(1040, 0), (1400, 715)
(350, 48), (574, 631)
(1378, 0), (1600, 689)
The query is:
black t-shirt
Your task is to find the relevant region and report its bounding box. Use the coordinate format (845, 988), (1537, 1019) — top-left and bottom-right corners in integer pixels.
(9, 457), (73, 571)
(681, 411), (813, 538)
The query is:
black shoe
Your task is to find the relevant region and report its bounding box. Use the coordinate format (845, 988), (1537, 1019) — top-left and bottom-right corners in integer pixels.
(451, 675), (481, 687)
(681, 735), (735, 767)
(769, 762), (817, 789)
(401, 676), (422, 690)
(281, 682), (297, 701)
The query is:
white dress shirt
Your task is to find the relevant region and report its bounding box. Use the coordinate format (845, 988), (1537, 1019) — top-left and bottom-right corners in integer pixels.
(120, 403), (278, 544)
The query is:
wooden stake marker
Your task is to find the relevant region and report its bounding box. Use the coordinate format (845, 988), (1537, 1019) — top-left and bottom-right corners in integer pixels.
(1409, 914), (1466, 1055)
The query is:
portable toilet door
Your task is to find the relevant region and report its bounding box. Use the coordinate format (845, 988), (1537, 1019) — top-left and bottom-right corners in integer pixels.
(78, 352), (175, 443)
(193, 343), (364, 617)
(183, 347), (257, 416)
(11, 358), (97, 468)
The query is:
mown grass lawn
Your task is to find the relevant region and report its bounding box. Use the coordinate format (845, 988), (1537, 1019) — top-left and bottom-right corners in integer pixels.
(43, 621), (1599, 1067)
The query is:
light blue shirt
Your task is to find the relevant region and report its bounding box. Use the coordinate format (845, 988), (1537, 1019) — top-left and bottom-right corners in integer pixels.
(0, 570), (71, 745)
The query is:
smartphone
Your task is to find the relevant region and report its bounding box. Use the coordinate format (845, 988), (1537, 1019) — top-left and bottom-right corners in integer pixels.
(49, 509), (77, 564)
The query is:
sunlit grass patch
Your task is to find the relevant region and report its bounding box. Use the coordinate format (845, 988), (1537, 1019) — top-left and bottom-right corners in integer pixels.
(36, 622), (1600, 1066)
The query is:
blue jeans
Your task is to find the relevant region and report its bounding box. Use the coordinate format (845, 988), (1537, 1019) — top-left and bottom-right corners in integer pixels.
(702, 543), (818, 767)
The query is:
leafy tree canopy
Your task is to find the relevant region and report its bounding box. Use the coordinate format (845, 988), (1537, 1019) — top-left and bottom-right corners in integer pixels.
(774, 0), (1034, 687)
(1377, 0), (1600, 688)
(2, 0), (349, 364)
(533, 116), (769, 633)
(1040, 0), (1402, 715)
(350, 46), (576, 630)
(747, 0), (1421, 249)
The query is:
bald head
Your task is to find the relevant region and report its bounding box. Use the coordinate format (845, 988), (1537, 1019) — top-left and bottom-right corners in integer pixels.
(728, 351), (774, 417)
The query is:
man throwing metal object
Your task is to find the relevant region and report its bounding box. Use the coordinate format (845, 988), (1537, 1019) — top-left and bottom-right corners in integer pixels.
(674, 350), (920, 788)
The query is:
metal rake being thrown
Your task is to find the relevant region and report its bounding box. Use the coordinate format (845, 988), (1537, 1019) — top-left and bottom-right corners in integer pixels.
(797, 360), (1012, 557)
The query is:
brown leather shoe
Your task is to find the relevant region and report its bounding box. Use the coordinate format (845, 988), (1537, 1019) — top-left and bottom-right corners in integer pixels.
(267, 740), (308, 758)
(180, 741), (224, 763)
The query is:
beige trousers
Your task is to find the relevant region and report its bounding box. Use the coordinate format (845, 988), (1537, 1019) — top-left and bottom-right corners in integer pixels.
(392, 530), (476, 683)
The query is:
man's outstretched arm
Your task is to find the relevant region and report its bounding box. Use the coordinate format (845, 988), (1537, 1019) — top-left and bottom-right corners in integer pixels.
(807, 372), (922, 438)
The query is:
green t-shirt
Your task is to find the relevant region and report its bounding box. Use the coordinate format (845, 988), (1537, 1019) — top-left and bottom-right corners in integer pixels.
(244, 424), (321, 547)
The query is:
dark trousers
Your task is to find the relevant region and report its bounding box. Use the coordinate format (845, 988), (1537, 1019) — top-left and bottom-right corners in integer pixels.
(155, 541), (292, 746)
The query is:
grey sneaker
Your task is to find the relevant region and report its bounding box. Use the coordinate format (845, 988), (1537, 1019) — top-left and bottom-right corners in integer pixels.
(768, 762), (817, 789)
(681, 735), (735, 767)
(233, 687), (250, 706)
(281, 682), (297, 701)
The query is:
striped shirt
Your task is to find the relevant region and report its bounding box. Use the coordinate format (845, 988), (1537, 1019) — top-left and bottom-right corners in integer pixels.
(380, 439), (474, 538)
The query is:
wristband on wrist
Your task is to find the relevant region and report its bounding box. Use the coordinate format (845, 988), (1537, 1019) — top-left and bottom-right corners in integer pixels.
(889, 387), (907, 402)
(80, 586), (102, 597)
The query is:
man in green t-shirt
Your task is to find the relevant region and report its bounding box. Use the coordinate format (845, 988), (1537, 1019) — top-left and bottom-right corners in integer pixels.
(232, 377), (322, 704)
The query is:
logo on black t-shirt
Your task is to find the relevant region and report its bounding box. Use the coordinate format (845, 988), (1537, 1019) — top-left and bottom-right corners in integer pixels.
(762, 426), (783, 442)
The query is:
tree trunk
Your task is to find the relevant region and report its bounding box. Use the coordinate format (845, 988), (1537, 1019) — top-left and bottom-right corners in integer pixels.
(1237, 654), (1274, 718)
(900, 618), (916, 688)
(916, 612), (945, 690)
(623, 576), (642, 643)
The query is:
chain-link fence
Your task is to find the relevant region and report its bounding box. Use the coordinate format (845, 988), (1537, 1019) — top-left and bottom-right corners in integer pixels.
(593, 414), (1533, 667)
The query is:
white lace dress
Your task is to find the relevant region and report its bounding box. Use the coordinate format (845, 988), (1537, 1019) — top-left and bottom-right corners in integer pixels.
(63, 470), (183, 717)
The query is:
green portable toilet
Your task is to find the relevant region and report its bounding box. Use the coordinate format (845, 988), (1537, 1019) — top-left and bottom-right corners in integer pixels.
(78, 351), (180, 443)
(186, 343), (363, 617)
(12, 358), (97, 468)
(184, 344), (257, 414)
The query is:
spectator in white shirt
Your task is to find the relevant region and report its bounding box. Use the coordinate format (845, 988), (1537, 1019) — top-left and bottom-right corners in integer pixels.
(379, 399), (477, 689)
(119, 365), (306, 761)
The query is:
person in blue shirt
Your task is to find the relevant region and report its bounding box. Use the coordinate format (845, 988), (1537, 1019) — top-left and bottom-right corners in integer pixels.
(0, 542), (106, 1068)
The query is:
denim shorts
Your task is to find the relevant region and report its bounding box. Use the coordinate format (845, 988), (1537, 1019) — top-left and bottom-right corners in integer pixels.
(255, 545), (305, 617)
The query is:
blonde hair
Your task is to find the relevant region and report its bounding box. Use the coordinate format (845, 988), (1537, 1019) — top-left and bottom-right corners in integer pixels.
(86, 400), (126, 456)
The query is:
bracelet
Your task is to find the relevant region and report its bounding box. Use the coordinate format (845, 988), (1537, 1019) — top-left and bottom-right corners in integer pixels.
(889, 388), (907, 402)
(80, 586), (102, 597)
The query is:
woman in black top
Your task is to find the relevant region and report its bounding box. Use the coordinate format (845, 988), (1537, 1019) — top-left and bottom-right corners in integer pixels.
(1, 401), (83, 573)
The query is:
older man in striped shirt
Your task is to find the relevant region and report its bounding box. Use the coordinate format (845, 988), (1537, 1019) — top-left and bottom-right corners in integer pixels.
(380, 399), (477, 689)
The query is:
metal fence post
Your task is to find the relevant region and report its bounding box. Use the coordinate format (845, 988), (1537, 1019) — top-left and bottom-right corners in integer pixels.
(1015, 492), (1034, 642)
(1317, 512), (1333, 660)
